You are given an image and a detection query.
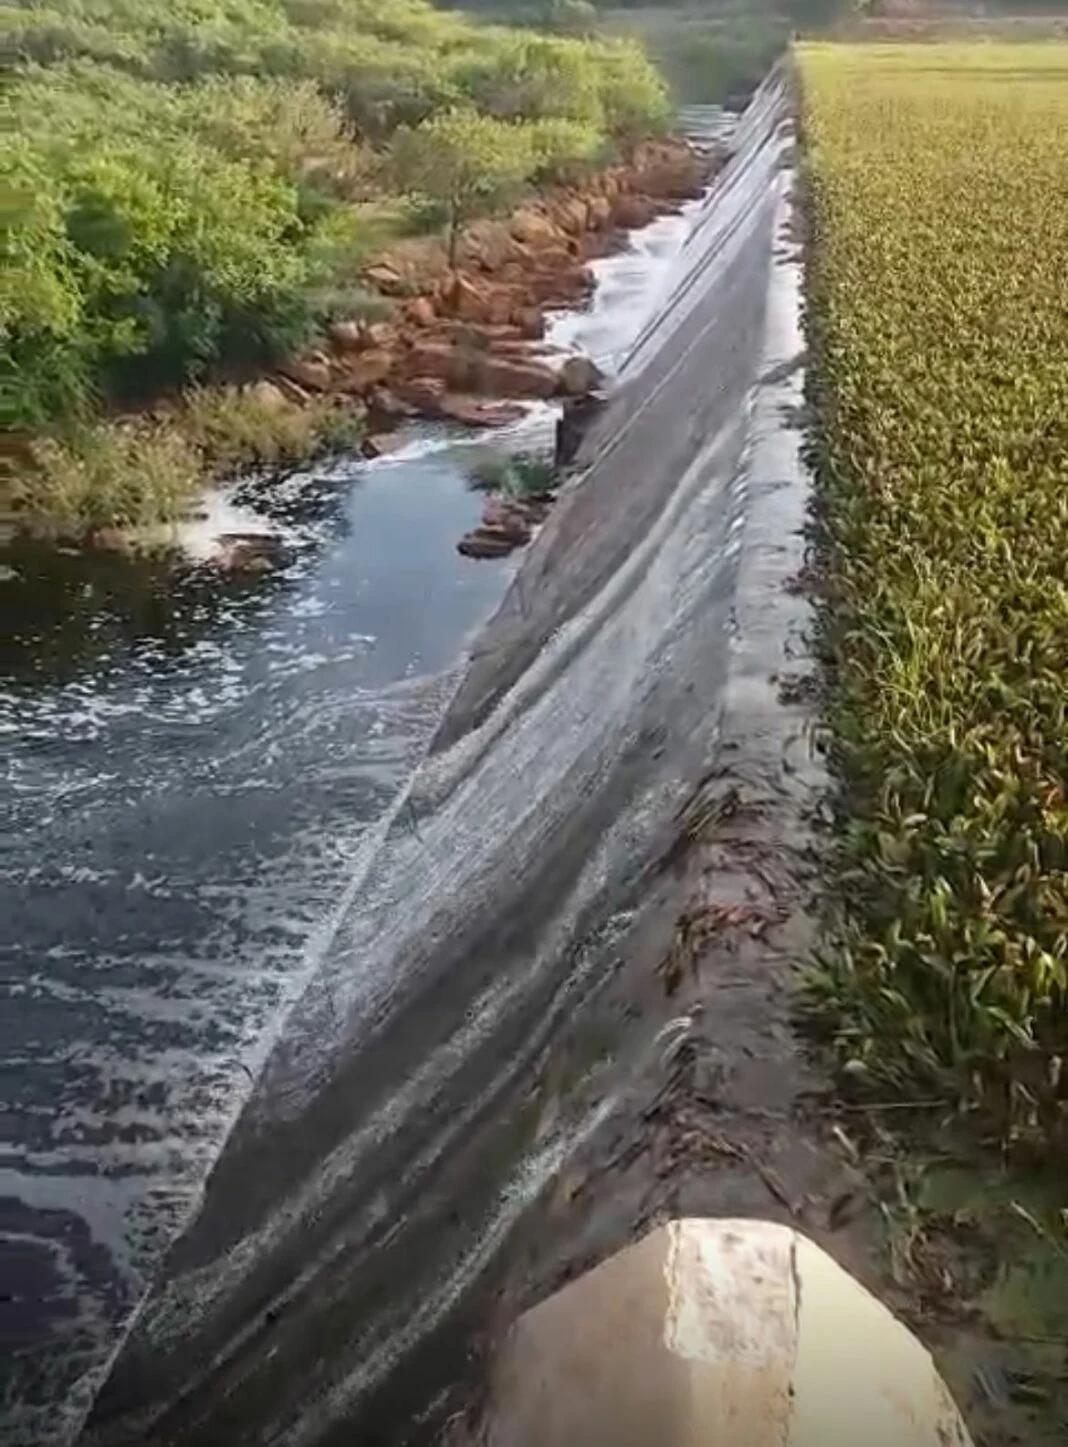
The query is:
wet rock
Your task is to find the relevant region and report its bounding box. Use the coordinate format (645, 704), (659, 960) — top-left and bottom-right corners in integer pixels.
(361, 432), (401, 459)
(555, 391), (607, 467)
(481, 496), (533, 545)
(215, 533), (282, 572)
(280, 353), (333, 392)
(470, 355), (558, 400)
(437, 395), (527, 428)
(457, 527), (520, 559)
(556, 355), (604, 399)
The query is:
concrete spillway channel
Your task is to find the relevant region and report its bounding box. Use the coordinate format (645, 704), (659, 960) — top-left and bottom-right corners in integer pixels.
(79, 69), (835, 1447)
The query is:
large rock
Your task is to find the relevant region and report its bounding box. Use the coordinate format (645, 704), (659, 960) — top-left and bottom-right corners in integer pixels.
(403, 339), (470, 390)
(242, 380), (289, 412)
(280, 354), (332, 392)
(404, 295), (437, 328)
(510, 209), (564, 248)
(363, 262), (407, 296)
(457, 527), (520, 559)
(360, 432), (402, 459)
(470, 355), (559, 400)
(447, 275), (515, 327)
(612, 193), (658, 230)
(395, 376), (447, 415)
(486, 1219), (974, 1447)
(556, 354), (604, 398)
(553, 195), (589, 237)
(481, 496), (532, 545)
(587, 195), (612, 231)
(512, 306), (546, 340)
(336, 348), (395, 392)
(437, 396), (527, 428)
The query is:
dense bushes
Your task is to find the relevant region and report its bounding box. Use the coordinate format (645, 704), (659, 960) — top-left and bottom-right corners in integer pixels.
(2, 0), (668, 452)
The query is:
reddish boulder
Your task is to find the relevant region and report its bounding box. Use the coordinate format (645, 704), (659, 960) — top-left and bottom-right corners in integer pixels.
(587, 195), (611, 231)
(554, 196), (589, 237)
(403, 339), (470, 390)
(336, 348), (395, 392)
(395, 376), (447, 415)
(612, 194), (658, 230)
(405, 295), (437, 328)
(280, 354), (333, 392)
(437, 396), (527, 428)
(364, 262), (407, 296)
(470, 355), (558, 400)
(481, 496), (532, 545)
(512, 306), (546, 340)
(449, 275), (492, 322)
(510, 210), (563, 247)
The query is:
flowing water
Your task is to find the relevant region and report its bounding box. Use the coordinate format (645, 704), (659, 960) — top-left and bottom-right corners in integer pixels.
(0, 113), (730, 1447)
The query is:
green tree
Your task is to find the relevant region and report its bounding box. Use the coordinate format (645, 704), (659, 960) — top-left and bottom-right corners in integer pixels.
(389, 108), (534, 265)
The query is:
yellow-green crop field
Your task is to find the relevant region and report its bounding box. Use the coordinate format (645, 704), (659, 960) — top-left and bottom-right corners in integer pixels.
(798, 43), (1068, 1140)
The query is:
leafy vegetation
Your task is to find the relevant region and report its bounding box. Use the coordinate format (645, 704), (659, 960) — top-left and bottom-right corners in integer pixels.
(2, 0), (668, 532)
(800, 43), (1068, 1145)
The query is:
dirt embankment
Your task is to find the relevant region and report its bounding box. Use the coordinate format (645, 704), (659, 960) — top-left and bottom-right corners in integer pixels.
(273, 137), (721, 442)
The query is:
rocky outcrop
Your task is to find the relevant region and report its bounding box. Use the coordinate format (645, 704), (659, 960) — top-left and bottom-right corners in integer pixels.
(271, 134), (721, 441)
(457, 493), (555, 560)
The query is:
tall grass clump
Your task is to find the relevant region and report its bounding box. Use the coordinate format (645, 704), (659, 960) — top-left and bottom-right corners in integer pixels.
(799, 43), (1068, 1147)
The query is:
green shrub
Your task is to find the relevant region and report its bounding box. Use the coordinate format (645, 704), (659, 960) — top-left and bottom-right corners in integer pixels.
(182, 384), (363, 473)
(17, 425), (204, 537)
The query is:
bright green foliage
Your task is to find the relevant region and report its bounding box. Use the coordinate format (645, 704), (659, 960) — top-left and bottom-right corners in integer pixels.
(3, 0), (667, 453)
(800, 44), (1068, 1143)
(390, 109), (536, 263)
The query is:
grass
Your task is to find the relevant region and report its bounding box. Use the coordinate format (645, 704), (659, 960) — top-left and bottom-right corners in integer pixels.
(467, 450), (557, 498)
(15, 427), (205, 540)
(11, 386), (366, 542)
(799, 42), (1068, 1147)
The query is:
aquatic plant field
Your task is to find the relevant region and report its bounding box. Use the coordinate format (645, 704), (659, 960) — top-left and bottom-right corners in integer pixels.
(799, 42), (1068, 1143)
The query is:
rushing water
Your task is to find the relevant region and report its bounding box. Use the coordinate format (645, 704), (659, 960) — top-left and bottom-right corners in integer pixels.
(0, 129), (726, 1447)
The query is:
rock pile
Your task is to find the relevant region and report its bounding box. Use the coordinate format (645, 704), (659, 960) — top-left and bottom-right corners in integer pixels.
(274, 135), (719, 429)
